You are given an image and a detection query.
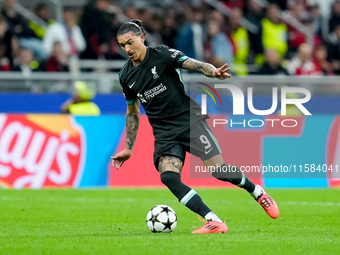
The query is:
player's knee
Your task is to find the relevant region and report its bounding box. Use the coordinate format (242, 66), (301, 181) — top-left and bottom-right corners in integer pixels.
(158, 155), (183, 174)
(160, 171), (181, 187)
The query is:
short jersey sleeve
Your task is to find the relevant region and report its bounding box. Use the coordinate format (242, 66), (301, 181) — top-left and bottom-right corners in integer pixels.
(119, 77), (137, 105)
(158, 45), (189, 68)
(123, 91), (137, 105)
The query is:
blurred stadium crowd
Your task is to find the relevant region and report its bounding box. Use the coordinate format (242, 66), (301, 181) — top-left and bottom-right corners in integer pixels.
(1, 0), (340, 76)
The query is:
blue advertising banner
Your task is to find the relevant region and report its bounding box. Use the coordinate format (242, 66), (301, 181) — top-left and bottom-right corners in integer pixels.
(1, 114), (339, 189)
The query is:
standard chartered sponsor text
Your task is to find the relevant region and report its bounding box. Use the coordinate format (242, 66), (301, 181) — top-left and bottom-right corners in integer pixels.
(144, 83), (167, 99)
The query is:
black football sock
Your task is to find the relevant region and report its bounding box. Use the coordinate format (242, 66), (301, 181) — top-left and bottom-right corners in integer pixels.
(211, 163), (256, 193)
(160, 171), (217, 220)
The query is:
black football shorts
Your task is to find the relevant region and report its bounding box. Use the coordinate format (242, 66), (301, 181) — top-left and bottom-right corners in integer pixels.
(153, 119), (222, 170)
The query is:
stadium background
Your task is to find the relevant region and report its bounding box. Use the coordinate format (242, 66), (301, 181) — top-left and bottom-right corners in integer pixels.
(0, 0), (340, 190)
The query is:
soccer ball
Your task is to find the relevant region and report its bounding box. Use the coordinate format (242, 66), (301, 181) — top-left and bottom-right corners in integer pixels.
(146, 205), (177, 233)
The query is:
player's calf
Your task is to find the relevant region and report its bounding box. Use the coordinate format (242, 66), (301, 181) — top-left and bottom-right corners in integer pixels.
(210, 163), (256, 193)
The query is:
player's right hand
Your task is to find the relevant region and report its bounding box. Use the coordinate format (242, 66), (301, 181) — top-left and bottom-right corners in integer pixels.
(111, 149), (132, 169)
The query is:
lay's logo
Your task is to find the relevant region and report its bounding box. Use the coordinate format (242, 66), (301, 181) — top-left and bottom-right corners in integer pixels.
(0, 114), (85, 189)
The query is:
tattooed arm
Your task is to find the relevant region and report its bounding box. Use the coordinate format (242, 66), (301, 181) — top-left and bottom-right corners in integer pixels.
(182, 58), (231, 79)
(125, 100), (140, 150)
(111, 100), (140, 169)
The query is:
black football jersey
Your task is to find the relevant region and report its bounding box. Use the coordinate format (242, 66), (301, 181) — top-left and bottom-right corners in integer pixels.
(119, 45), (203, 140)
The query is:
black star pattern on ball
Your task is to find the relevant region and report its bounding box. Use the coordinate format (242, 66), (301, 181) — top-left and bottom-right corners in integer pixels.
(162, 217), (173, 231)
(160, 206), (171, 214)
(151, 214), (159, 222)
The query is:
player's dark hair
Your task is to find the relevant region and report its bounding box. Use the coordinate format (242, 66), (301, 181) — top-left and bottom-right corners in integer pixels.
(117, 19), (146, 37)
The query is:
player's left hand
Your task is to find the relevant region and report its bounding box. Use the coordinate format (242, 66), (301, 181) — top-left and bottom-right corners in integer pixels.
(213, 63), (231, 80)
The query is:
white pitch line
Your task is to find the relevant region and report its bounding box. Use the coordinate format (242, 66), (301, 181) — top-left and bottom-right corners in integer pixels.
(1, 196), (340, 207)
(0, 196), (177, 204)
(0, 196), (138, 203)
(281, 201), (340, 207)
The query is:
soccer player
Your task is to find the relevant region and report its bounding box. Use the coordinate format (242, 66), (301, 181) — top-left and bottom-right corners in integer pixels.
(112, 19), (279, 234)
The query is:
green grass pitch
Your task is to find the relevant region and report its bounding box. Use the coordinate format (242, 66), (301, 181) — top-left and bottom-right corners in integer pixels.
(0, 188), (339, 255)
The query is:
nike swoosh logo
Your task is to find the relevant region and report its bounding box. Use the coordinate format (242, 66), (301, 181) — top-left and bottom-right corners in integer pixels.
(129, 81), (136, 89)
(205, 147), (213, 154)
